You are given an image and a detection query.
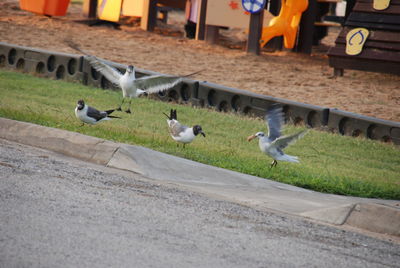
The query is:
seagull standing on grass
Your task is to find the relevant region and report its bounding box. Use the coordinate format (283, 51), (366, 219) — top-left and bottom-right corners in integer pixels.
(247, 105), (308, 168)
(164, 109), (206, 148)
(66, 41), (202, 114)
(75, 99), (120, 126)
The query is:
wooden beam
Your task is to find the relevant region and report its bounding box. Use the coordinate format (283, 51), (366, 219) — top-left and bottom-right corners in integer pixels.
(246, 11), (264, 55)
(345, 0), (356, 20)
(196, 0), (208, 40)
(141, 0), (158, 31)
(295, 0), (317, 54)
(83, 0), (97, 19)
(264, 0), (283, 51)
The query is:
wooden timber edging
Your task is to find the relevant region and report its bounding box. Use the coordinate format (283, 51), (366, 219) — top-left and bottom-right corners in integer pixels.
(0, 41), (399, 145)
(327, 0), (400, 75)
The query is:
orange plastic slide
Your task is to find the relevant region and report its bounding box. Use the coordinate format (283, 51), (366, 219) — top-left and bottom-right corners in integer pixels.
(260, 0), (308, 49)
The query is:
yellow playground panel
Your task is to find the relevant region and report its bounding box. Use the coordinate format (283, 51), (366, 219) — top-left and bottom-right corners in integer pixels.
(121, 0), (144, 17)
(97, 0), (148, 21)
(206, 0), (272, 29)
(97, 0), (123, 22)
(97, 0), (186, 22)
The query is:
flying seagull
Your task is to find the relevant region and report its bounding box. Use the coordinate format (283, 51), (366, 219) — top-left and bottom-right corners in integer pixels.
(75, 99), (120, 126)
(247, 105), (308, 168)
(66, 40), (202, 114)
(164, 109), (205, 148)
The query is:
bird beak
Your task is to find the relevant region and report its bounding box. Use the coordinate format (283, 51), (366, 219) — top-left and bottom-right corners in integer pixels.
(201, 131), (206, 137)
(247, 135), (256, 142)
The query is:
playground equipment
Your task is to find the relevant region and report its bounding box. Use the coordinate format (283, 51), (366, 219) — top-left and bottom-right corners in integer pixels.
(80, 0), (343, 55)
(19, 0), (71, 16)
(345, 27), (369, 56)
(205, 0), (272, 29)
(97, 0), (123, 22)
(259, 0), (309, 49)
(328, 0), (400, 76)
(86, 0), (185, 24)
(373, 0), (391, 10)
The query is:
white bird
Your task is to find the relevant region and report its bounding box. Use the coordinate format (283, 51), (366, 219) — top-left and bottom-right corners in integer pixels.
(66, 40), (201, 114)
(247, 105), (308, 168)
(164, 109), (205, 148)
(75, 99), (120, 126)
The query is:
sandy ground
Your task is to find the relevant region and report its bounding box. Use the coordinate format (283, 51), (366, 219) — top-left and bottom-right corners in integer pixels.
(0, 0), (399, 121)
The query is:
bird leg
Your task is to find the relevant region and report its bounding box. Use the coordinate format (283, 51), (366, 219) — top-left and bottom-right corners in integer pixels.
(125, 99), (132, 114)
(270, 160), (278, 168)
(117, 98), (125, 111)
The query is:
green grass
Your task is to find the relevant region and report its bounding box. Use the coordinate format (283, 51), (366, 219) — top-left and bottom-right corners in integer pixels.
(0, 70), (399, 199)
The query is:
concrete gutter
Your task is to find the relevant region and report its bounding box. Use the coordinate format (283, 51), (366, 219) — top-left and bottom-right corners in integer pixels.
(1, 117), (399, 237)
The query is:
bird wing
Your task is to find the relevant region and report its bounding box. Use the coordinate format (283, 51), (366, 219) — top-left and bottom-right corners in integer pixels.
(168, 120), (187, 137)
(134, 75), (183, 94)
(265, 106), (284, 141)
(86, 106), (107, 121)
(86, 55), (122, 86)
(271, 130), (308, 150)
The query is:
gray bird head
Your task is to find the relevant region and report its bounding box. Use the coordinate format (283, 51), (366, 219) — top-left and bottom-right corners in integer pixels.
(76, 99), (85, 110)
(193, 125), (206, 137)
(127, 65), (134, 74)
(247, 132), (264, 142)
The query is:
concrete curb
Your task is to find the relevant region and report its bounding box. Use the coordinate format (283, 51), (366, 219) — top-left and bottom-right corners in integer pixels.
(1, 117), (399, 237)
(0, 118), (119, 165)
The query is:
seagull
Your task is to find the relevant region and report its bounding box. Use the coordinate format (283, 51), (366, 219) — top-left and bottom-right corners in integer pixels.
(164, 109), (206, 148)
(75, 99), (120, 126)
(247, 105), (308, 168)
(66, 40), (202, 114)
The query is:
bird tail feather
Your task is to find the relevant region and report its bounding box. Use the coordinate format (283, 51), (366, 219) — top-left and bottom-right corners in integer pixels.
(164, 109), (177, 120)
(276, 154), (299, 163)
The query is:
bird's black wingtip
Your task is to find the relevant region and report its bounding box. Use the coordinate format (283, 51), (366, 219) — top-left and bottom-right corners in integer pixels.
(163, 111), (171, 120)
(105, 109), (116, 115)
(267, 103), (283, 112)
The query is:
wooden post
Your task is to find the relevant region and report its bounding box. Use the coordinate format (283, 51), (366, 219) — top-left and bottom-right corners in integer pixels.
(196, 0), (208, 40)
(141, 0), (158, 31)
(294, 0), (317, 54)
(83, 0), (97, 19)
(344, 0), (356, 20)
(205, 25), (219, 44)
(246, 11), (264, 55)
(264, 0), (282, 51)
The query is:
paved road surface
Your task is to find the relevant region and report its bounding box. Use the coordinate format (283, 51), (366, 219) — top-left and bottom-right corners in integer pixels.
(1, 139), (399, 268)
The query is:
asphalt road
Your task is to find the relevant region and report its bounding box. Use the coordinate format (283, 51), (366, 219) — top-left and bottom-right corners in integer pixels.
(1, 139), (399, 268)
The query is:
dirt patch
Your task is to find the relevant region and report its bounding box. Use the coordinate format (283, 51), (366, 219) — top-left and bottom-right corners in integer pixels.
(0, 0), (399, 121)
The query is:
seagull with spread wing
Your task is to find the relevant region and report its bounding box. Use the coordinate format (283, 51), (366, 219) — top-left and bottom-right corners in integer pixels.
(66, 41), (201, 114)
(164, 109), (206, 148)
(247, 105), (308, 168)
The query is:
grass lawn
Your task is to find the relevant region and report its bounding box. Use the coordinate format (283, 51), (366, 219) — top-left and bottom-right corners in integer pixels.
(0, 70), (399, 199)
